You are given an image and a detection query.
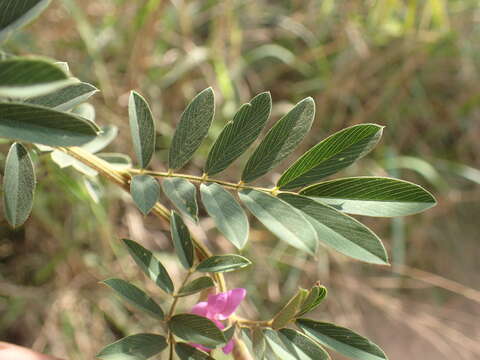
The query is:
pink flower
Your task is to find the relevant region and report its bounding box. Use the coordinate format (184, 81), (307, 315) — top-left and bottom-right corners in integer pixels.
(190, 288), (246, 354)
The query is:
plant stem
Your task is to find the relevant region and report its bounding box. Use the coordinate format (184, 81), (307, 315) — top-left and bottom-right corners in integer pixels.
(128, 168), (277, 195)
(56, 146), (226, 291)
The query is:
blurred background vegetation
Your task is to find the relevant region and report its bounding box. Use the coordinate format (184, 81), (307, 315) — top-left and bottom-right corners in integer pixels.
(1, 0), (479, 359)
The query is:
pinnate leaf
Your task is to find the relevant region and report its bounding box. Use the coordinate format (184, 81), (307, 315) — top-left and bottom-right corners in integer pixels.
(170, 211), (195, 269)
(96, 333), (167, 360)
(205, 92), (271, 175)
(162, 177), (198, 223)
(103, 278), (164, 320)
(297, 319), (388, 360)
(200, 183), (249, 249)
(3, 143), (35, 227)
(122, 239), (174, 294)
(197, 254), (251, 273)
(129, 91), (156, 168)
(300, 177), (436, 217)
(241, 97), (315, 183)
(278, 124), (383, 190)
(169, 314), (226, 348)
(168, 87), (215, 170)
(130, 175), (160, 215)
(0, 103), (99, 146)
(239, 189), (318, 254)
(279, 193), (388, 265)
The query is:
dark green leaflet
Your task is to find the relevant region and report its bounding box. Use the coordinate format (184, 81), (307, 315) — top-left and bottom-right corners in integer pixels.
(205, 92), (271, 175)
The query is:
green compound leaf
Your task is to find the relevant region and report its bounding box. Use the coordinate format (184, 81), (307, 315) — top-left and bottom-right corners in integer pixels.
(162, 177), (198, 223)
(252, 327), (266, 360)
(168, 87), (215, 170)
(205, 92), (272, 175)
(130, 175), (160, 215)
(196, 254), (251, 273)
(26, 82), (98, 111)
(169, 314), (226, 348)
(200, 183), (249, 250)
(264, 329), (298, 360)
(241, 97), (315, 183)
(129, 91), (156, 168)
(0, 102), (99, 146)
(170, 211), (194, 269)
(177, 276), (215, 297)
(271, 288), (308, 330)
(175, 343), (215, 360)
(3, 143), (35, 227)
(278, 193), (388, 265)
(297, 319), (388, 360)
(0, 0), (51, 42)
(297, 285), (327, 317)
(300, 177), (437, 217)
(122, 239), (174, 294)
(0, 57), (74, 97)
(96, 333), (167, 360)
(102, 278), (164, 320)
(278, 328), (331, 360)
(239, 189), (318, 254)
(278, 124), (383, 190)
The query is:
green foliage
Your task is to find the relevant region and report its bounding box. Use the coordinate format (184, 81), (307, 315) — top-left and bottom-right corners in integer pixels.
(200, 183), (249, 249)
(122, 239), (174, 294)
(239, 189), (318, 254)
(130, 175), (160, 215)
(162, 177), (199, 223)
(278, 124), (383, 190)
(26, 82), (98, 111)
(196, 254), (251, 273)
(103, 278), (165, 320)
(297, 319), (388, 360)
(177, 276), (215, 297)
(296, 285), (327, 317)
(3, 143), (35, 227)
(0, 0), (51, 41)
(175, 343), (215, 360)
(0, 103), (99, 146)
(205, 92), (272, 176)
(96, 333), (167, 360)
(170, 211), (195, 269)
(129, 91), (156, 168)
(279, 193), (389, 264)
(278, 328), (331, 360)
(300, 177), (437, 217)
(271, 289), (308, 330)
(168, 87), (215, 170)
(169, 314), (226, 348)
(241, 97), (315, 183)
(0, 57), (74, 97)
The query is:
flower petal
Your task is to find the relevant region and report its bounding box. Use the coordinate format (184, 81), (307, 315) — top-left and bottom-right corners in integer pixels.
(207, 291), (228, 317)
(223, 339), (235, 354)
(191, 301), (208, 317)
(217, 288), (246, 320)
